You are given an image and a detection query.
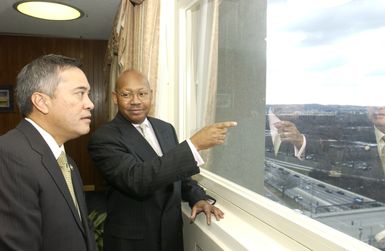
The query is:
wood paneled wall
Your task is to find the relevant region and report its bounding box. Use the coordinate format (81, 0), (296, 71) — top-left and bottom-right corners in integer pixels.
(0, 35), (109, 190)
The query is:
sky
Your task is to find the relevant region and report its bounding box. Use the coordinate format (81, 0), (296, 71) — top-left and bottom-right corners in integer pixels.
(266, 0), (385, 106)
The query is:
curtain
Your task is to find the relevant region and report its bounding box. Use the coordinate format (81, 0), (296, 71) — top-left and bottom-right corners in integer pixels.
(203, 0), (219, 126)
(105, 0), (160, 118)
(199, 0), (220, 164)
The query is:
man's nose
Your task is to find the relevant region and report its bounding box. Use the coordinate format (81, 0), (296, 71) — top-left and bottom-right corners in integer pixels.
(85, 94), (94, 110)
(130, 93), (141, 104)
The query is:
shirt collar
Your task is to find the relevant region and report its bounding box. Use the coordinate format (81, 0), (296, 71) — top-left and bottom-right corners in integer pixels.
(25, 118), (64, 159)
(374, 126), (385, 144)
(132, 118), (150, 129)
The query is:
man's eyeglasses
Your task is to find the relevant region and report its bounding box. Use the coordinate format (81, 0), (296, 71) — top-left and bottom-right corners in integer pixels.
(116, 90), (151, 101)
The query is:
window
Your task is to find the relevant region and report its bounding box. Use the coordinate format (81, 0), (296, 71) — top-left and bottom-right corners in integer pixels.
(178, 0), (385, 249)
(266, 0), (385, 248)
(179, 0), (266, 192)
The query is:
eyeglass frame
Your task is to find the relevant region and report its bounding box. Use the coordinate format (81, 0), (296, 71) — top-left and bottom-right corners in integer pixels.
(114, 89), (152, 101)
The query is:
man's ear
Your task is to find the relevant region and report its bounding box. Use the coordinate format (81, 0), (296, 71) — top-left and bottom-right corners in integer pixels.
(31, 92), (49, 114)
(112, 91), (118, 105)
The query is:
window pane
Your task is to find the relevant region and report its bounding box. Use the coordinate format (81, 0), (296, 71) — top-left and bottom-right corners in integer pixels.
(266, 0), (385, 249)
(194, 0), (267, 192)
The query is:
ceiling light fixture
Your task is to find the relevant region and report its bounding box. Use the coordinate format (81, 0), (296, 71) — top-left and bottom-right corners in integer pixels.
(14, 1), (83, 21)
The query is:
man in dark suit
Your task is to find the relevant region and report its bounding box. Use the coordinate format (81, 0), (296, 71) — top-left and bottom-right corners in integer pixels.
(267, 107), (385, 248)
(0, 54), (97, 251)
(269, 108), (385, 193)
(88, 69), (236, 251)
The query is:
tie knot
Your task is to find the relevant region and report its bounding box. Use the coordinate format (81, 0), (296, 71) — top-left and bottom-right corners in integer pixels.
(57, 151), (69, 169)
(139, 123), (147, 134)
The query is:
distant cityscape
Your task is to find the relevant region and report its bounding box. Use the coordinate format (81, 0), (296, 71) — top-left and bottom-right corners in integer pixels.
(264, 104), (385, 248)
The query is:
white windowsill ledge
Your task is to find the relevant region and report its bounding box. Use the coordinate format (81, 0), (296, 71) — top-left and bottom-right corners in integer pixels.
(182, 169), (379, 251)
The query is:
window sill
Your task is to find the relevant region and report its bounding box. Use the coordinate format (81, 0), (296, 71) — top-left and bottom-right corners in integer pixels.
(182, 169), (378, 250)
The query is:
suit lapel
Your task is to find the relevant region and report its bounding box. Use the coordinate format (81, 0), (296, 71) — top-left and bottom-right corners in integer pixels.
(114, 114), (180, 210)
(148, 117), (175, 154)
(115, 114), (158, 160)
(148, 117), (179, 210)
(17, 120), (85, 234)
(367, 130), (385, 180)
(68, 159), (88, 233)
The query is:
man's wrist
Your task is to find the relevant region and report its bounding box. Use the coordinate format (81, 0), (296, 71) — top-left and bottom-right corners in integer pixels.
(206, 195), (216, 205)
(186, 139), (205, 166)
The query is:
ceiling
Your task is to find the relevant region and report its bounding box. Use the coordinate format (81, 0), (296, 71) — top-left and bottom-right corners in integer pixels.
(0, 0), (122, 40)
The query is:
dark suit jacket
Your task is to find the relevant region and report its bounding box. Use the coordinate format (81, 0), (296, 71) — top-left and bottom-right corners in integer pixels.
(0, 119), (96, 251)
(88, 113), (208, 251)
(272, 129), (385, 202)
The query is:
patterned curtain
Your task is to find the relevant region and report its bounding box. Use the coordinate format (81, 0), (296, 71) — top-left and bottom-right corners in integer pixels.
(105, 0), (160, 118)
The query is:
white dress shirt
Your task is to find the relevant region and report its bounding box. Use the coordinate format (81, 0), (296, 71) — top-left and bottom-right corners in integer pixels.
(133, 118), (204, 166)
(25, 118), (65, 160)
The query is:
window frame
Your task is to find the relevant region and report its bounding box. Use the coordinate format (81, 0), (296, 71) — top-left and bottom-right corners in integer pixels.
(176, 0), (377, 250)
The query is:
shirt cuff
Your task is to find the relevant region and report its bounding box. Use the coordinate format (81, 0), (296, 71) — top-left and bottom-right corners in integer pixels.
(294, 134), (306, 160)
(186, 139), (205, 166)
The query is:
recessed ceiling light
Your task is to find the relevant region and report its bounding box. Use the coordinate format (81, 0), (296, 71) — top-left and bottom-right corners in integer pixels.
(14, 1), (83, 21)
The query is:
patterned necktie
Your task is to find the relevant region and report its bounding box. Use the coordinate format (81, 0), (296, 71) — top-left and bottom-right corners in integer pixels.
(57, 151), (81, 218)
(139, 123), (162, 156)
(380, 137), (385, 174)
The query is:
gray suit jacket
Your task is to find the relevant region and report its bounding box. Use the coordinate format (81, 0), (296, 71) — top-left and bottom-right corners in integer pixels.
(0, 119), (96, 251)
(88, 113), (208, 251)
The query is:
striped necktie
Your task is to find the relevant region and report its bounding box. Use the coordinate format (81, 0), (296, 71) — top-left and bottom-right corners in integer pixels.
(57, 151), (81, 218)
(380, 137), (385, 174)
(139, 123), (162, 156)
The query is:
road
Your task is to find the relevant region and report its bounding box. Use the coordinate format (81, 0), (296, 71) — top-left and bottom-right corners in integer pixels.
(265, 158), (383, 214)
(264, 157), (385, 246)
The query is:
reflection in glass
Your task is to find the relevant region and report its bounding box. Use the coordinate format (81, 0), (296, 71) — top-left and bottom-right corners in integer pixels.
(266, 0), (385, 248)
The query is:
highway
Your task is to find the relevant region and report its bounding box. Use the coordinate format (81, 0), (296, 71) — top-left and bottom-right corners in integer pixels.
(264, 157), (385, 245)
(264, 158), (382, 214)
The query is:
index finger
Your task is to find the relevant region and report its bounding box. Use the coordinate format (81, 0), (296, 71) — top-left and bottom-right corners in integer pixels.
(190, 207), (198, 223)
(215, 121), (237, 129)
(281, 121), (295, 127)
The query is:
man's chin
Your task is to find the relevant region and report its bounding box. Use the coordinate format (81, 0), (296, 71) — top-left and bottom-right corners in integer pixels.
(127, 116), (145, 124)
(78, 128), (91, 136)
(373, 119), (385, 130)
(374, 115), (385, 122)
